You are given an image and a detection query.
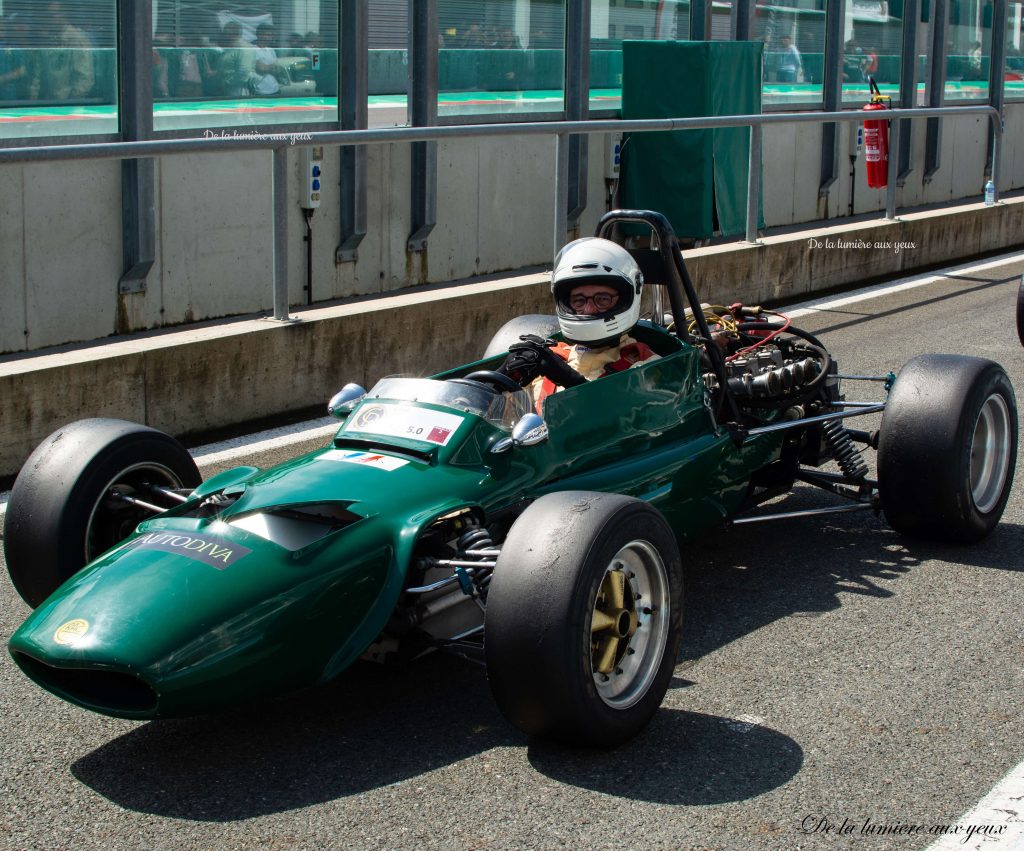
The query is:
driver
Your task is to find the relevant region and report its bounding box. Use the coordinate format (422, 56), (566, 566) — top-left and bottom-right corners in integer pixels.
(501, 238), (659, 410)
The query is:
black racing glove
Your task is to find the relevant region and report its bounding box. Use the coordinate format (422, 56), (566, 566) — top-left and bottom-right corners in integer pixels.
(500, 335), (588, 388)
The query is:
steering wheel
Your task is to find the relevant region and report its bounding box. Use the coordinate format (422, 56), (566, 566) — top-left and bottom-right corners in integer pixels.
(453, 370), (523, 393)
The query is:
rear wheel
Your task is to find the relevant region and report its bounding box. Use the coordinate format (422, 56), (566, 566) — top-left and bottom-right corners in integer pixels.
(485, 491), (683, 747)
(1016, 276), (1024, 346)
(878, 355), (1017, 543)
(4, 419), (201, 608)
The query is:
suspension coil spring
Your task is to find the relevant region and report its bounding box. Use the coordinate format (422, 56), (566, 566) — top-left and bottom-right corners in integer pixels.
(455, 526), (497, 601)
(457, 526), (494, 553)
(822, 418), (869, 481)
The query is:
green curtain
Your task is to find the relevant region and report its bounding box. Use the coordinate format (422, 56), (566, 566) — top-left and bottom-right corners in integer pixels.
(621, 41), (763, 239)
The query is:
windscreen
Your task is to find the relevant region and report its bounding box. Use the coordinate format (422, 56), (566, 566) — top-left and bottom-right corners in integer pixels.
(360, 376), (531, 432)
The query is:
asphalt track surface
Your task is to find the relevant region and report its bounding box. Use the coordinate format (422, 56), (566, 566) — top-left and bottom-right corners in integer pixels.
(2, 253), (1023, 850)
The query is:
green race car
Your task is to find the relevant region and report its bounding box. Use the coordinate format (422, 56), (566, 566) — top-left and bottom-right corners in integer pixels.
(4, 210), (1018, 747)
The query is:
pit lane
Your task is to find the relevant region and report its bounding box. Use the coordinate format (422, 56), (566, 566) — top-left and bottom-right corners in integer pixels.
(1, 254), (1022, 850)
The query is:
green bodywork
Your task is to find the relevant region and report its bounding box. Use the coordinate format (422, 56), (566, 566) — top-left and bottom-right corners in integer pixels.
(9, 324), (783, 718)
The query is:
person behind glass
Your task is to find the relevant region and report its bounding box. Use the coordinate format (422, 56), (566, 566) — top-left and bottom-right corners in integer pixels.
(968, 40), (983, 79)
(842, 39), (865, 83)
(459, 23), (485, 48)
(501, 238), (659, 412)
(285, 32), (312, 59)
(251, 23), (283, 96)
(216, 21), (256, 98)
(0, 14), (35, 102)
(166, 26), (208, 99)
(776, 34), (802, 83)
(152, 30), (171, 99)
(863, 45), (879, 79)
(31, 2), (94, 101)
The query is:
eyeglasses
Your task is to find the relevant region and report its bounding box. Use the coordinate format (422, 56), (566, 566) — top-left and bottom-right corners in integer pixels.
(569, 292), (619, 311)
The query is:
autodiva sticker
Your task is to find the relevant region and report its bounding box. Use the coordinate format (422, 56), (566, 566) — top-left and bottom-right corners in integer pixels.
(344, 404), (463, 446)
(122, 532), (252, 569)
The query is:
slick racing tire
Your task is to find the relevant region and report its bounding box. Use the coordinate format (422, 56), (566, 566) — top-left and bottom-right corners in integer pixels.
(1017, 276), (1024, 346)
(482, 314), (561, 359)
(4, 419), (201, 608)
(878, 355), (1017, 544)
(485, 491), (683, 747)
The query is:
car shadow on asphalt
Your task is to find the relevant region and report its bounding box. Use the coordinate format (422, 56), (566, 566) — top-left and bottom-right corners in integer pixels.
(71, 655), (512, 821)
(527, 711), (804, 806)
(678, 484), (1024, 666)
(70, 663), (803, 818)
(68, 488), (1019, 820)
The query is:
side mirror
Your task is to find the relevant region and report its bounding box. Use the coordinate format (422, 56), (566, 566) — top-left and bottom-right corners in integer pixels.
(491, 413), (549, 454)
(327, 383), (367, 418)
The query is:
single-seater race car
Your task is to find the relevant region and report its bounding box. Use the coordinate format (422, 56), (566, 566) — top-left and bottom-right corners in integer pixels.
(4, 210), (1018, 747)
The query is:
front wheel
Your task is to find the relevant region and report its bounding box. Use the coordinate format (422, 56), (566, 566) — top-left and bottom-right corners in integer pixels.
(4, 419), (201, 608)
(484, 492), (683, 747)
(878, 355), (1017, 543)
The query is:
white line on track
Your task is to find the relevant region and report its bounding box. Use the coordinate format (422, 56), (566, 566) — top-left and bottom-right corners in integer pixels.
(191, 417), (338, 466)
(0, 418), (339, 517)
(924, 756), (1024, 849)
(783, 248), (1024, 319)
(2, 247), (1023, 519)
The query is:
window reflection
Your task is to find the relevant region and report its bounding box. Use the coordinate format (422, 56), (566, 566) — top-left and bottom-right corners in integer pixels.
(151, 1), (338, 131)
(0, 0), (117, 138)
(1007, 0), (1024, 100)
(589, 0), (691, 112)
(437, 0), (567, 119)
(943, 0), (991, 100)
(840, 0), (904, 105)
(0, 0), (115, 104)
(1, 0), (1020, 142)
(757, 0), (826, 107)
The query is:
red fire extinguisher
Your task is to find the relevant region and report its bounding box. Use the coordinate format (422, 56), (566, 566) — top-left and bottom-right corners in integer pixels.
(862, 77), (891, 189)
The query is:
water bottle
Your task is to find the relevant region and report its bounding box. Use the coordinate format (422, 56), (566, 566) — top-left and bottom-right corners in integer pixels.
(984, 180), (996, 206)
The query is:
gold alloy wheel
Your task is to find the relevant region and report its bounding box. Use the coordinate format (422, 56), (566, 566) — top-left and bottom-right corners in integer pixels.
(589, 539), (670, 709)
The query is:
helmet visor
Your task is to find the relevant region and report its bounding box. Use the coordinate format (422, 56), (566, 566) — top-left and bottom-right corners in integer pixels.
(553, 274), (635, 319)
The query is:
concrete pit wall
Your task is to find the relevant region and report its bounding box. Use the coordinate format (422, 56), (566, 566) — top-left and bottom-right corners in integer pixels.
(2, 194), (1023, 480)
(2, 106), (1024, 355)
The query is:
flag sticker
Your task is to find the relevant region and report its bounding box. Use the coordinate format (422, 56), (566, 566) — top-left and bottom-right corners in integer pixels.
(426, 426), (451, 444)
(319, 450), (409, 470)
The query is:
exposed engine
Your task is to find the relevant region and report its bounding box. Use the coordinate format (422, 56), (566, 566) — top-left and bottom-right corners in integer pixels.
(723, 348), (821, 400)
(690, 302), (872, 489)
(690, 302), (836, 415)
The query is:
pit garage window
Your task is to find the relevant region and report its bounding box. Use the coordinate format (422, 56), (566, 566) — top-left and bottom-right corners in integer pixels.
(437, 0), (568, 120)
(839, 0), (906, 107)
(757, 0), (826, 109)
(589, 0), (691, 114)
(942, 0), (993, 103)
(150, 0), (339, 133)
(0, 0), (118, 141)
(1006, 1), (1024, 101)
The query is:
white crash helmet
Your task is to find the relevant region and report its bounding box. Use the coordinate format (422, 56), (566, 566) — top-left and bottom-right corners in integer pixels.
(551, 237), (643, 346)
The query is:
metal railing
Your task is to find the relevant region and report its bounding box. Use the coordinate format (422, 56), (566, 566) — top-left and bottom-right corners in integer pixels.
(0, 104), (1001, 320)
